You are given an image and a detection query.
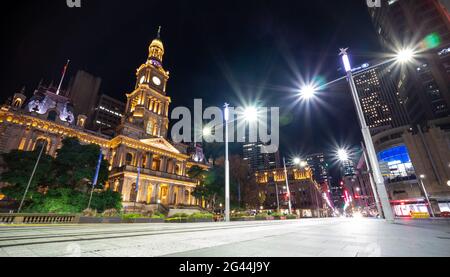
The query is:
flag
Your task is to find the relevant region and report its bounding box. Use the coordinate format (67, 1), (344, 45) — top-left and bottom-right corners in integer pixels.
(92, 151), (103, 188)
(135, 167), (141, 193)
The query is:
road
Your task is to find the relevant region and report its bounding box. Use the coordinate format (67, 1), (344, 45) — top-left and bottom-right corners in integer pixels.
(0, 218), (449, 257)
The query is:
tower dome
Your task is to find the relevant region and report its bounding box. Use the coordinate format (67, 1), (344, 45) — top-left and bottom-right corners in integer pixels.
(148, 26), (164, 63)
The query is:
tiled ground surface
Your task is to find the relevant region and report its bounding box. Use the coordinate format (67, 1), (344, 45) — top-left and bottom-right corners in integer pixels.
(0, 218), (449, 257)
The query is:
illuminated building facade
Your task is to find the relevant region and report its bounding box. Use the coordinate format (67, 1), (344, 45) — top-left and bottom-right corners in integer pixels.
(0, 31), (207, 212)
(255, 167), (331, 217)
(372, 118), (450, 216)
(369, 0), (450, 123)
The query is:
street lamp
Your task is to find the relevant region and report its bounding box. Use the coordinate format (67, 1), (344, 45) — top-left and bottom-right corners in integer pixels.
(339, 48), (395, 222)
(299, 84), (317, 100)
(293, 157), (308, 168)
(337, 149), (349, 162)
(203, 126), (212, 137)
(418, 175), (435, 217)
(396, 48), (416, 64)
(282, 157), (293, 215)
(224, 103), (230, 222)
(243, 106), (258, 122)
(447, 180), (450, 187)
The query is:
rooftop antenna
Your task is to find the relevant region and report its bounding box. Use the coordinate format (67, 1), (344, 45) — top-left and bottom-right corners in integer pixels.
(157, 26), (161, 39)
(56, 59), (70, 95)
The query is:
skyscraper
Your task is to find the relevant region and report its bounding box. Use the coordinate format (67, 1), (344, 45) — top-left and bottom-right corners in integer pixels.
(243, 142), (280, 172)
(67, 70), (102, 118)
(353, 61), (411, 135)
(90, 94), (126, 136)
(369, 0), (450, 123)
(305, 153), (330, 185)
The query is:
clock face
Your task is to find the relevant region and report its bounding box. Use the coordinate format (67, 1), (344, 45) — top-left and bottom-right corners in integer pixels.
(152, 76), (162, 86)
(139, 76), (146, 84)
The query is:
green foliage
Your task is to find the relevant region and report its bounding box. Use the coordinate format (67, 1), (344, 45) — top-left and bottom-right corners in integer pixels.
(22, 188), (122, 214)
(0, 138), (117, 213)
(89, 190), (122, 212)
(0, 149), (53, 200)
(188, 212), (213, 220)
(122, 213), (146, 220)
(54, 138), (109, 189)
(170, 213), (189, 218)
(255, 213), (270, 220)
(25, 188), (87, 214)
(286, 214), (298, 220)
(151, 211), (165, 219)
(165, 217), (187, 222)
(271, 212), (284, 218)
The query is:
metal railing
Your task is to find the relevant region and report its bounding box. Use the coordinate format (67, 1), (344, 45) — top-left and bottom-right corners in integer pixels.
(0, 213), (78, 224)
(111, 166), (195, 183)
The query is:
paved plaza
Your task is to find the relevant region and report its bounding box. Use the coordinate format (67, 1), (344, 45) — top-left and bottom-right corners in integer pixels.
(0, 218), (449, 257)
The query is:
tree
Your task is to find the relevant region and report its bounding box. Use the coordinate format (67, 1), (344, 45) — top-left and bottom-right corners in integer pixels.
(53, 138), (109, 191)
(0, 149), (54, 201)
(0, 138), (114, 213)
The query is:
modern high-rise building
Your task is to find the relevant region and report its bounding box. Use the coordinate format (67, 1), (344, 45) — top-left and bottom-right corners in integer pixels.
(67, 70), (102, 118)
(341, 159), (357, 177)
(243, 142), (280, 171)
(369, 0), (450, 124)
(90, 94), (126, 136)
(305, 153), (330, 185)
(353, 61), (411, 135)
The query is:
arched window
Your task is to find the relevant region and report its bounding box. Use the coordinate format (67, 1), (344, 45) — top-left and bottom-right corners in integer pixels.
(129, 183), (137, 202)
(47, 111), (57, 122)
(13, 99), (22, 108)
(125, 153), (133, 166)
(34, 138), (49, 153)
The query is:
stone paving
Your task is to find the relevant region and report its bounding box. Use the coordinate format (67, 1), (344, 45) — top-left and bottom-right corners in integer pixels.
(0, 218), (449, 257)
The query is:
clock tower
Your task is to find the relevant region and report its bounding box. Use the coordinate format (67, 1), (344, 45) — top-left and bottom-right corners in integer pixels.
(118, 27), (171, 140)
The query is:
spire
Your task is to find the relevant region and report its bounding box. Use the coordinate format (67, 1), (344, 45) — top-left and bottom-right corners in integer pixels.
(157, 26), (161, 39)
(148, 27), (165, 63)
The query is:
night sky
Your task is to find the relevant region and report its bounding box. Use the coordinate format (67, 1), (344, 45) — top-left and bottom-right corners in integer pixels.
(1, 0), (384, 181)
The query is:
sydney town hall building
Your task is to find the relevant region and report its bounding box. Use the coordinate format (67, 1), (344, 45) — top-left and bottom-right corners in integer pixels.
(0, 31), (208, 211)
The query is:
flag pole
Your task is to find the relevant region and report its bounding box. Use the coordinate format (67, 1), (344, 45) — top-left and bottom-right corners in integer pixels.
(56, 59), (70, 96)
(87, 151), (103, 210)
(134, 167), (141, 212)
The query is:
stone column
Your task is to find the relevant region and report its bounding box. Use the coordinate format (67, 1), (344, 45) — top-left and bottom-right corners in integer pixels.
(153, 184), (160, 203)
(160, 157), (167, 172)
(181, 161), (187, 176)
(179, 186), (185, 205)
(168, 185), (174, 205)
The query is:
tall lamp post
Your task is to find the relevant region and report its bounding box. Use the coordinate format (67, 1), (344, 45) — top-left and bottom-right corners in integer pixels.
(224, 103), (230, 222)
(282, 157), (293, 215)
(298, 47), (415, 222)
(339, 48), (394, 222)
(361, 142), (383, 218)
(419, 175), (435, 217)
